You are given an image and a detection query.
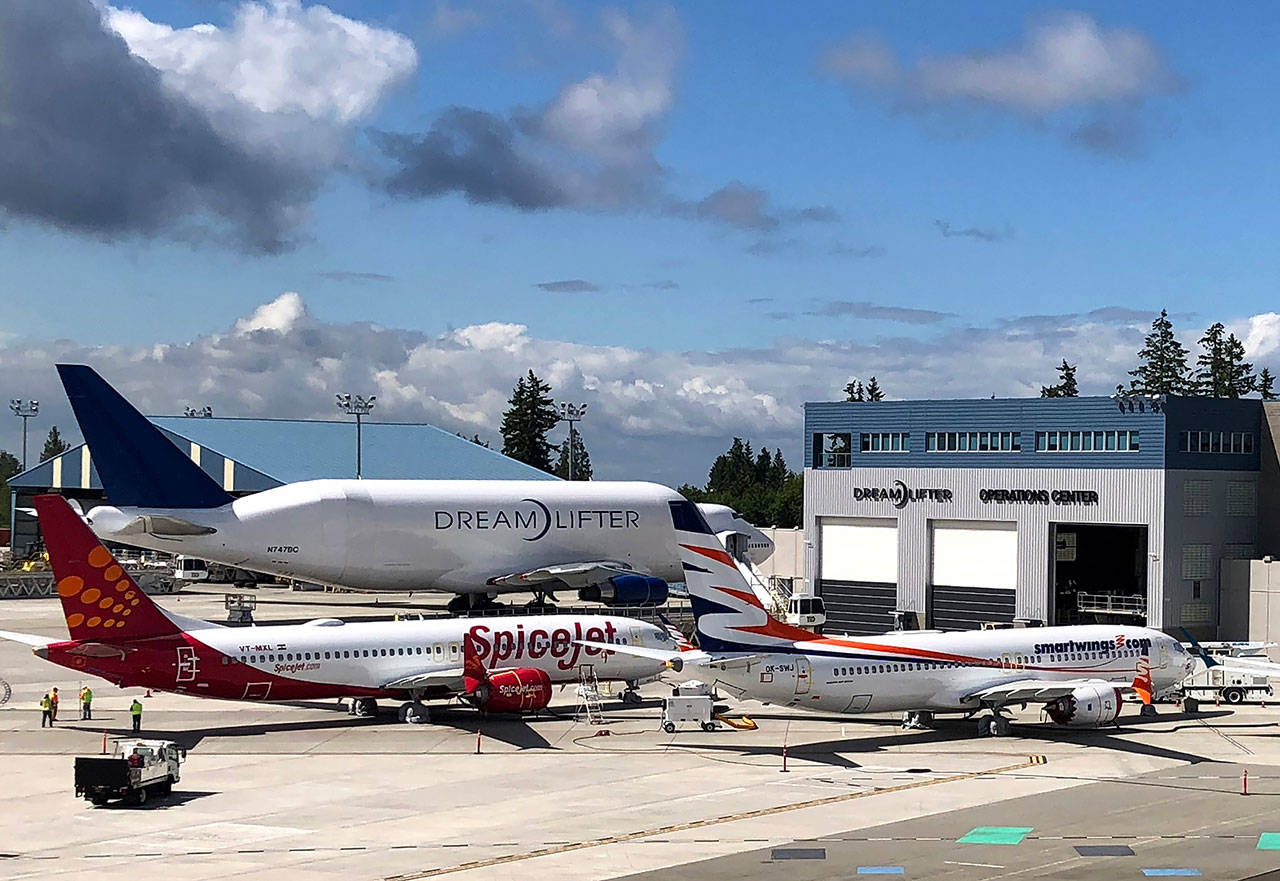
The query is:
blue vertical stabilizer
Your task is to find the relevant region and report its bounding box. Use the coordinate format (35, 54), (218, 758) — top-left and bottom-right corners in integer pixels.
(57, 364), (234, 508)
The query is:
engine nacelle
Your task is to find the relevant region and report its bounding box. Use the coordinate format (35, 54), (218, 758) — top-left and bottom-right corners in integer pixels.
(471, 668), (552, 713)
(1046, 685), (1123, 727)
(579, 574), (668, 606)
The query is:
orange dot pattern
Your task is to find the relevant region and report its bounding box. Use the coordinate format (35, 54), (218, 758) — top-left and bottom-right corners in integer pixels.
(61, 544), (139, 636)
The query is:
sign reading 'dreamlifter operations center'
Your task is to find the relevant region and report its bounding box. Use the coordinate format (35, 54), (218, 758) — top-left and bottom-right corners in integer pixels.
(850, 480), (1100, 508)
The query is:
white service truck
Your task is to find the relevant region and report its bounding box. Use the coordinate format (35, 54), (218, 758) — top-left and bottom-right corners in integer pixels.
(75, 739), (185, 806)
(1181, 659), (1273, 705)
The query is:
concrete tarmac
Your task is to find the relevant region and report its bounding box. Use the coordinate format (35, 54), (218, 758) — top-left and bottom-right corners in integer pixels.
(4, 590), (1280, 881)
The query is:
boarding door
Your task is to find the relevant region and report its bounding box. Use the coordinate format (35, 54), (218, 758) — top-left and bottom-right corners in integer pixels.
(1158, 640), (1170, 670)
(175, 646), (199, 684)
(794, 657), (811, 695)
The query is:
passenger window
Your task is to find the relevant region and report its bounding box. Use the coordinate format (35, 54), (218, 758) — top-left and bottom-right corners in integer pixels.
(450, 644), (459, 656)
(435, 645), (443, 656)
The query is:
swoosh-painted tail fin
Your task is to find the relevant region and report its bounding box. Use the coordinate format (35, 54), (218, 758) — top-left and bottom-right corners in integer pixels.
(35, 494), (183, 642)
(1179, 626), (1218, 668)
(57, 364), (233, 509)
(668, 499), (814, 653)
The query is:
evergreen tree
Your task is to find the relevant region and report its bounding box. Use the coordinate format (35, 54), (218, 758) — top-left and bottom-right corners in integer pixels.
(498, 370), (559, 473)
(844, 379), (864, 402)
(1195, 323), (1256, 397)
(865, 376), (885, 401)
(1259, 367), (1277, 401)
(456, 432), (491, 449)
(39, 426), (71, 462)
(1129, 309), (1191, 394)
(687, 439), (802, 527)
(1040, 359), (1079, 397)
(553, 429), (593, 480)
(0, 450), (19, 530)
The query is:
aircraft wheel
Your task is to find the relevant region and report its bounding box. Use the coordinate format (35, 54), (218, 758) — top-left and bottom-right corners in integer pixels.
(993, 716), (1012, 737)
(621, 690), (642, 706)
(1223, 687), (1245, 705)
(1139, 703), (1159, 717)
(354, 698), (378, 718)
(405, 703), (430, 724)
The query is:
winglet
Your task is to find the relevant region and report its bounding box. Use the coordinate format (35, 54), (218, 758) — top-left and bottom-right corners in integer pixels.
(1179, 626), (1218, 667)
(35, 494), (181, 642)
(57, 364), (233, 509)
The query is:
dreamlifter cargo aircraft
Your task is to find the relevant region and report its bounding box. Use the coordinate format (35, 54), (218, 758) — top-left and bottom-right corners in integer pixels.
(56, 365), (771, 611)
(0, 495), (670, 720)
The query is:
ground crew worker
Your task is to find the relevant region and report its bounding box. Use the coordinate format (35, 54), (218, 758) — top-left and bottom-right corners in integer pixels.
(49, 687), (59, 722)
(129, 698), (143, 733)
(40, 692), (53, 727)
(80, 685), (93, 720)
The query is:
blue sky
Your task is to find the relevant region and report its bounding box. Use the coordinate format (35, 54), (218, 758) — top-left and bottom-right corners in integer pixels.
(1, 1), (1279, 483)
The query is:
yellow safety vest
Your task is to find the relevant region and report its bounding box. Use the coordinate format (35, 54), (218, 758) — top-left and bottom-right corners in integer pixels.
(130, 702), (143, 716)
(82, 689), (93, 703)
(40, 696), (51, 711)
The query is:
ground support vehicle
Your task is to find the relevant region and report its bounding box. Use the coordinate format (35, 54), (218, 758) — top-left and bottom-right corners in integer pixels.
(74, 739), (185, 806)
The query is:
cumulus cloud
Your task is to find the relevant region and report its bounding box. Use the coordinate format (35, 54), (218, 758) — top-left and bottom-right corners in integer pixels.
(823, 13), (1181, 153)
(7, 295), (1275, 486)
(1236, 312), (1280, 360)
(374, 6), (828, 236)
(0, 0), (415, 252)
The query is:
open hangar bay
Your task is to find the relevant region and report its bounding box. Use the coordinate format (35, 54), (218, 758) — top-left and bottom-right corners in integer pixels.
(4, 590), (1280, 881)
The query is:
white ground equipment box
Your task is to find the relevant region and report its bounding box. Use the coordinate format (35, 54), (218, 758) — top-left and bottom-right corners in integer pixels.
(662, 680), (717, 733)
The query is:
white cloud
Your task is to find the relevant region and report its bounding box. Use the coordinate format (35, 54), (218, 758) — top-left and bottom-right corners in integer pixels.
(105, 0), (418, 125)
(8, 296), (1275, 486)
(537, 6), (681, 166)
(1237, 312), (1280, 360)
(823, 13), (1180, 153)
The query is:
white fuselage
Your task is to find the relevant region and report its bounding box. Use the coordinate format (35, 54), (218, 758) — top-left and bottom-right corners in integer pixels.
(87, 480), (686, 594)
(695, 625), (1194, 715)
(184, 614), (669, 700)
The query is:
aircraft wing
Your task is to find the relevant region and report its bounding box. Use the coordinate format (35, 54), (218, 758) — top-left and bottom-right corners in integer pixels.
(0, 629), (56, 648)
(573, 641), (762, 672)
(964, 678), (1115, 704)
(487, 561), (637, 589)
(381, 667), (466, 691)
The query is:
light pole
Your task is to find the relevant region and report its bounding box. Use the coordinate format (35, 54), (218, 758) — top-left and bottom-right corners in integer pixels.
(183, 406), (213, 418)
(335, 393), (376, 479)
(557, 402), (588, 480)
(9, 399), (38, 471)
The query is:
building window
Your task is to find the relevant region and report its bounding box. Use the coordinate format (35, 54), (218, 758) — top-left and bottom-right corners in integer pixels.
(1035, 430), (1139, 452)
(925, 431), (1020, 453)
(1180, 430), (1253, 454)
(1183, 480), (1211, 517)
(1226, 481), (1257, 517)
(818, 433), (852, 468)
(1181, 544), (1213, 580)
(1223, 542), (1256, 560)
(860, 432), (910, 453)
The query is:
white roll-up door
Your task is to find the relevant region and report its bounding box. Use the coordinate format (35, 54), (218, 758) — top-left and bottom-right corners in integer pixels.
(820, 518), (897, 584)
(931, 521), (1016, 589)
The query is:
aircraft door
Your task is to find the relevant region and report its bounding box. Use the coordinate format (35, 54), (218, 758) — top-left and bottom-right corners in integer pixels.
(794, 656), (811, 695)
(1158, 640), (1169, 669)
(175, 646), (198, 683)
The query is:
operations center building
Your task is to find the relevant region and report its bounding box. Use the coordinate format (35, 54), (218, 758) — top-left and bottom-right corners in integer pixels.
(803, 394), (1277, 637)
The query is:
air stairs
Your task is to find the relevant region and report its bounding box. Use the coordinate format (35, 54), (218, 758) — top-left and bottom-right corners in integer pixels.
(575, 664), (605, 726)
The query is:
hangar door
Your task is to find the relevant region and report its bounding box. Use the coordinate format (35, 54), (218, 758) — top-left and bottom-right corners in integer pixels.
(930, 521), (1017, 630)
(818, 518), (898, 635)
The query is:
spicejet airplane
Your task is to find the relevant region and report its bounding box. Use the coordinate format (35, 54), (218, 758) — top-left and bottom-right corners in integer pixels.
(586, 504), (1197, 736)
(56, 364), (765, 611)
(0, 496), (671, 722)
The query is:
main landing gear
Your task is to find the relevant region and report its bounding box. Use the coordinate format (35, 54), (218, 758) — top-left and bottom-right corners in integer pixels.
(398, 701), (431, 724)
(976, 713), (1012, 737)
(901, 711), (934, 730)
(620, 683), (643, 706)
(447, 593), (507, 614)
(524, 589), (558, 613)
(349, 697), (379, 718)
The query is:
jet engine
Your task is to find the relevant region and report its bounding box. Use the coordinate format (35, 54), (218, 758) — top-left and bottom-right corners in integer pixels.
(579, 573), (668, 606)
(1045, 685), (1122, 727)
(467, 668), (553, 713)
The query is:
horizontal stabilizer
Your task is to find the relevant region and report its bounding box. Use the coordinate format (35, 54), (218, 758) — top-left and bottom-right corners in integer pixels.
(0, 629), (55, 648)
(57, 364), (233, 509)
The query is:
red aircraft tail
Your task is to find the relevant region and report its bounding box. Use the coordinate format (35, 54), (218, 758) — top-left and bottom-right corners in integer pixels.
(35, 494), (181, 642)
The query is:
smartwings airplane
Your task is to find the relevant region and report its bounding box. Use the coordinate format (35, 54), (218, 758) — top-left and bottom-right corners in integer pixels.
(589, 505), (1197, 737)
(0, 496), (671, 722)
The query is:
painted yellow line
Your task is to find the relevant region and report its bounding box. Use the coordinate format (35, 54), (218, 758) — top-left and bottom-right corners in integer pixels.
(384, 755), (1047, 880)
